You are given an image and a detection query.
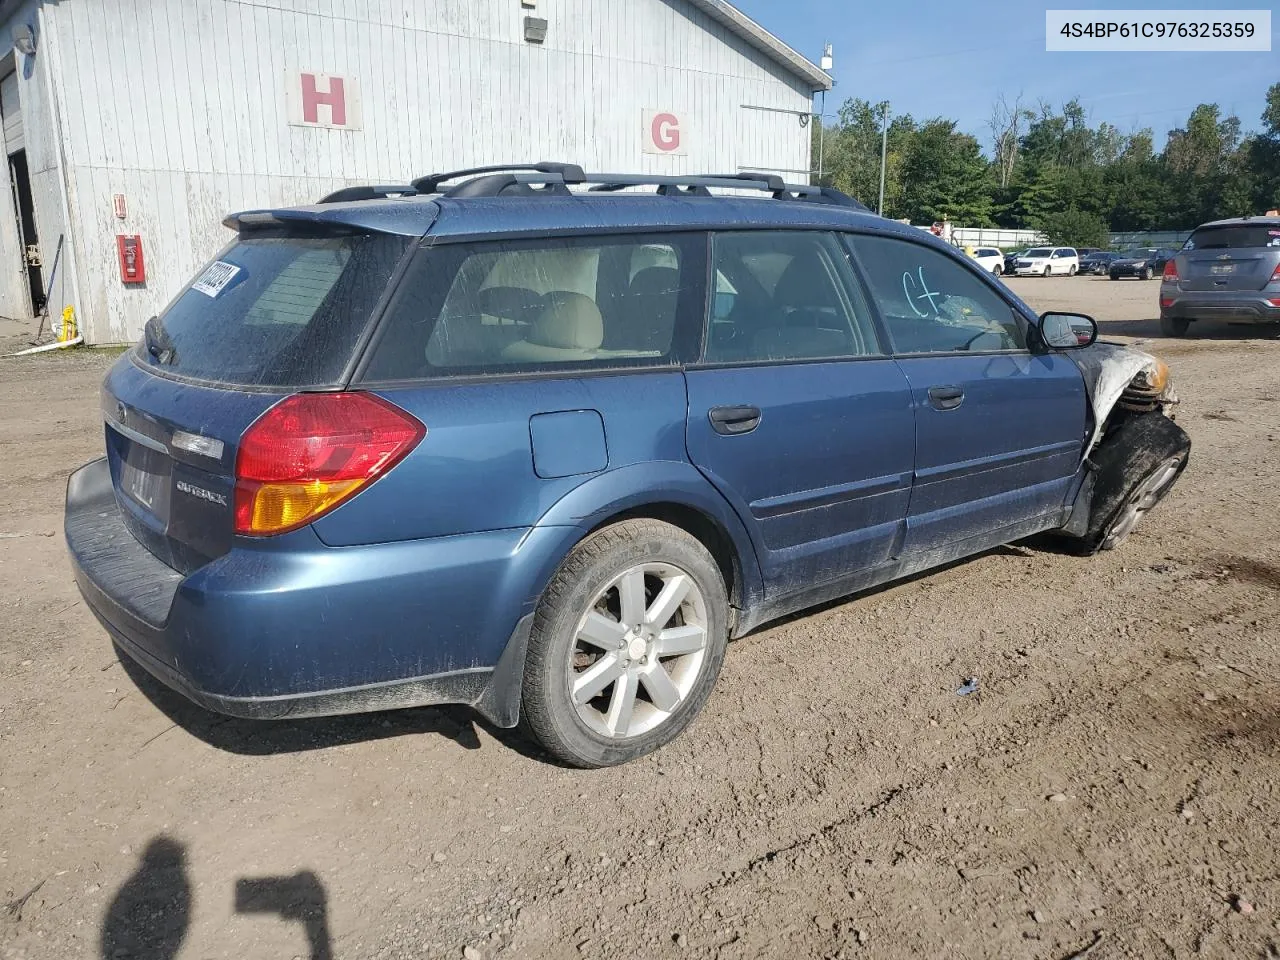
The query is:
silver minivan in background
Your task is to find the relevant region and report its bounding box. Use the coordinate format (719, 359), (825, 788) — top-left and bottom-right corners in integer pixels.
(1159, 216), (1280, 336)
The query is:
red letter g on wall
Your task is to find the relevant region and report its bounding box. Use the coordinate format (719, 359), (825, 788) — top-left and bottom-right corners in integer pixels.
(651, 113), (680, 152)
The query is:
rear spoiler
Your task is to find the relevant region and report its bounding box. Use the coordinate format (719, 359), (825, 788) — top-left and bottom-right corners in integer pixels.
(223, 202), (438, 238)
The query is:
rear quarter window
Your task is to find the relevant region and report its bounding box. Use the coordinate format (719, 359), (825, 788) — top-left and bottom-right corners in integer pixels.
(138, 233), (411, 388)
(360, 233), (706, 381)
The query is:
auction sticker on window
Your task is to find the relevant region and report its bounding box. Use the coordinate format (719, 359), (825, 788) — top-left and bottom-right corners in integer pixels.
(191, 260), (242, 298)
(1046, 10), (1270, 51)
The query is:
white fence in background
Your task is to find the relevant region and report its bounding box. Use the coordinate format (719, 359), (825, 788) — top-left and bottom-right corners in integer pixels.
(951, 228), (1045, 248)
(1109, 231), (1192, 249)
(907, 226), (1194, 251)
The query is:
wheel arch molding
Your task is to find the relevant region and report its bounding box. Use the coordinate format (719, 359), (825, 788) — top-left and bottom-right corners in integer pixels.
(533, 461), (765, 622)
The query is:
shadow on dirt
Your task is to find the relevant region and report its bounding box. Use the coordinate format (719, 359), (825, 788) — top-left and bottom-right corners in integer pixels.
(235, 871), (333, 960)
(113, 649), (560, 763)
(1096, 315), (1280, 341)
(101, 835), (335, 960)
(744, 540), (1076, 636)
(100, 836), (190, 960)
(115, 651), (487, 755)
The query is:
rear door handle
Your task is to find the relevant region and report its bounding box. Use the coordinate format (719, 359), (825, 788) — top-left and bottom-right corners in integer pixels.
(708, 405), (762, 436)
(927, 386), (964, 411)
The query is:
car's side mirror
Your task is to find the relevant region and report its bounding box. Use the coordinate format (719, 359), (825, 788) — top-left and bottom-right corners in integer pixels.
(1040, 311), (1097, 349)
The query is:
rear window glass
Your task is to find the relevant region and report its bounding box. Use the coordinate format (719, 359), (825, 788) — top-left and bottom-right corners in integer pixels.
(137, 233), (411, 387)
(1184, 225), (1280, 250)
(361, 234), (703, 380)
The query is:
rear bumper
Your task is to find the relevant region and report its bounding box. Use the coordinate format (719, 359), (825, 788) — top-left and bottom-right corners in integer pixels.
(65, 458), (561, 723)
(1161, 293), (1280, 323)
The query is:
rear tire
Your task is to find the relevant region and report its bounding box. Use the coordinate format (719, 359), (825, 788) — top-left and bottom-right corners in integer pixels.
(1068, 265), (1078, 276)
(1160, 316), (1191, 337)
(1109, 272), (1120, 281)
(1074, 414), (1190, 555)
(992, 265), (1002, 277)
(521, 519), (729, 768)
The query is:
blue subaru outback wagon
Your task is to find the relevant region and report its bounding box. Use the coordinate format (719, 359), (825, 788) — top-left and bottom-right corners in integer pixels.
(66, 164), (1189, 767)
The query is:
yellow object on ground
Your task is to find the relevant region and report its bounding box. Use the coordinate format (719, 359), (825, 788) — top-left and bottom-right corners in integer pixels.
(59, 306), (77, 343)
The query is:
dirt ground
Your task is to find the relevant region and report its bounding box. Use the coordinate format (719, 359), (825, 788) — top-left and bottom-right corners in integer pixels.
(2, 276), (1279, 960)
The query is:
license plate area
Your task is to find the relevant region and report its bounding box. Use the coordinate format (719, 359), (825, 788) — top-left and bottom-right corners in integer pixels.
(119, 443), (172, 525)
(1210, 264), (1236, 275)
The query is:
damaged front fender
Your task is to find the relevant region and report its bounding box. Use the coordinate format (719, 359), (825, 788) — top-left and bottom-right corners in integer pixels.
(1068, 341), (1178, 456)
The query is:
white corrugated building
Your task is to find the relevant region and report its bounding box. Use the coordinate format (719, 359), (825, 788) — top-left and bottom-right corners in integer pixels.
(0, 0), (829, 345)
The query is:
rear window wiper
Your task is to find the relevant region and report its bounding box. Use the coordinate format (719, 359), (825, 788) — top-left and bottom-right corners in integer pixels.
(143, 315), (178, 365)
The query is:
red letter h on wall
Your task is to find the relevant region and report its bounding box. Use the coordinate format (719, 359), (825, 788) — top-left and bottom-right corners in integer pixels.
(300, 74), (346, 126)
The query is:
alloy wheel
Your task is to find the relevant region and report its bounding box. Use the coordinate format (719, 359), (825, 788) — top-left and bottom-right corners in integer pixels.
(567, 562), (709, 739)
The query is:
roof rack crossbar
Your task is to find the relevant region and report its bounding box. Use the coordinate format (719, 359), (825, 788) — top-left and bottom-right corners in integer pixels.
(411, 162), (586, 194)
(318, 184), (418, 204)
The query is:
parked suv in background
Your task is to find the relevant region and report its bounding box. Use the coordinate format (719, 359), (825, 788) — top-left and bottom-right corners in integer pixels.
(64, 163), (1189, 767)
(1159, 217), (1280, 336)
(1013, 247), (1079, 276)
(967, 246), (1005, 276)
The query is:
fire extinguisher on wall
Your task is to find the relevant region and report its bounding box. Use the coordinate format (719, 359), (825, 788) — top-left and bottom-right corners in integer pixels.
(116, 235), (145, 284)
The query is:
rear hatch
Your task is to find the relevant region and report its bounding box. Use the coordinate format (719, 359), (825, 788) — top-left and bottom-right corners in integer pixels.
(103, 228), (413, 573)
(1176, 223), (1280, 292)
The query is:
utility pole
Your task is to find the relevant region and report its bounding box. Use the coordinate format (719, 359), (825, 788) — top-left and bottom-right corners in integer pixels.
(877, 101), (889, 216)
(817, 43), (833, 185)
(817, 90), (826, 183)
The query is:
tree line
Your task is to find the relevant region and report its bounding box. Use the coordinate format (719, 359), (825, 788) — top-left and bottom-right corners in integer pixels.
(811, 81), (1280, 248)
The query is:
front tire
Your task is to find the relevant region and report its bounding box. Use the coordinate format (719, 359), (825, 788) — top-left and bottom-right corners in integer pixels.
(1160, 316), (1191, 337)
(1139, 266), (1152, 280)
(1043, 266), (1052, 277)
(521, 519), (729, 767)
(1076, 414), (1190, 554)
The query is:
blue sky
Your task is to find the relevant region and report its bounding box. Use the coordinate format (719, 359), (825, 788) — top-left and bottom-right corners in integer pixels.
(731, 0), (1277, 152)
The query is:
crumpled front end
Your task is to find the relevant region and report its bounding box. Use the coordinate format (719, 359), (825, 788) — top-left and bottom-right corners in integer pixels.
(1068, 341), (1179, 455)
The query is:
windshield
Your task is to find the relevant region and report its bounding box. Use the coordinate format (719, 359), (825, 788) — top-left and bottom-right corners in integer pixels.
(137, 233), (411, 388)
(1184, 225), (1280, 250)
(1122, 249), (1157, 258)
(1025, 248), (1051, 257)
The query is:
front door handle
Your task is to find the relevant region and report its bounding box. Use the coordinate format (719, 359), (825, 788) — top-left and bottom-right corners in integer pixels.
(927, 386), (964, 411)
(708, 405), (762, 436)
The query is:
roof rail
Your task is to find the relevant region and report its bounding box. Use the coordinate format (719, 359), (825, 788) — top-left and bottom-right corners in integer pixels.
(410, 162), (586, 194)
(324, 165), (870, 211)
(549, 171), (869, 210)
(317, 184), (418, 203)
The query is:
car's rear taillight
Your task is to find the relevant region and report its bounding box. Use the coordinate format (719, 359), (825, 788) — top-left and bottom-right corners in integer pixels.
(1160, 296), (1174, 309)
(1270, 263), (1280, 284)
(234, 393), (425, 536)
(1162, 260), (1178, 281)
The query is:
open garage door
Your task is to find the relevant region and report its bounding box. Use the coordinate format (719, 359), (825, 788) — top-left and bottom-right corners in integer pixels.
(0, 69), (43, 319)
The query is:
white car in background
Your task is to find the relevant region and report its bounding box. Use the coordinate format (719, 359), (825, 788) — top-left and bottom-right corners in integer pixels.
(966, 246), (1005, 276)
(1013, 246), (1079, 277)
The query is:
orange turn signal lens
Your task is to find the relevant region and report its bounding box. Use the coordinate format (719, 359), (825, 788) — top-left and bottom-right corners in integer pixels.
(235, 478), (366, 536)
